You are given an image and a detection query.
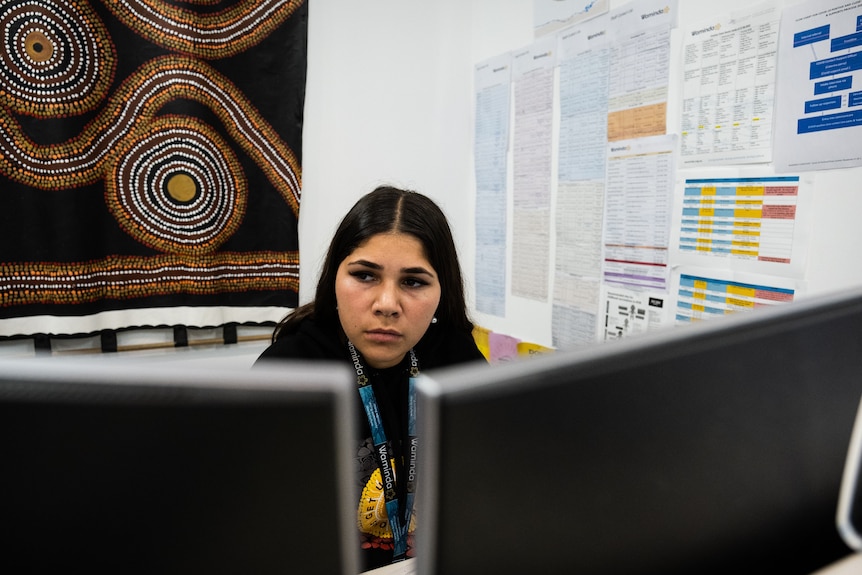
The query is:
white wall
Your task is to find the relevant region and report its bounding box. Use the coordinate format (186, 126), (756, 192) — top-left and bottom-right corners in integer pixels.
(301, 0), (476, 303)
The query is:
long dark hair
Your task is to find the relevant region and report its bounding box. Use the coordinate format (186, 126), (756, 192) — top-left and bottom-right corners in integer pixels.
(273, 185), (473, 341)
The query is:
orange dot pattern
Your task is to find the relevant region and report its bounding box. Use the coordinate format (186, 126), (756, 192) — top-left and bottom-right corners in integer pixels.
(103, 0), (305, 59)
(0, 1), (305, 311)
(0, 252), (299, 307)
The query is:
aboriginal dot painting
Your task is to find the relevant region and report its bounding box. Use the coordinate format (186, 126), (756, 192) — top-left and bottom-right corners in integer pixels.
(0, 0), (305, 328)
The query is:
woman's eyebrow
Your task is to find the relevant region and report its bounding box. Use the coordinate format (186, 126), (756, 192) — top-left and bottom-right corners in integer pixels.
(346, 259), (381, 269)
(347, 260), (434, 277)
(403, 266), (435, 276)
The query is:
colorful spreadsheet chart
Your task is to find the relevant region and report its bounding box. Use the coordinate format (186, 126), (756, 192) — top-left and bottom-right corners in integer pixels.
(679, 177), (800, 264)
(676, 274), (794, 322)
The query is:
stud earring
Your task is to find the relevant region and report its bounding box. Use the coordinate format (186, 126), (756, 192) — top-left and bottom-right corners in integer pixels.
(431, 317), (438, 324)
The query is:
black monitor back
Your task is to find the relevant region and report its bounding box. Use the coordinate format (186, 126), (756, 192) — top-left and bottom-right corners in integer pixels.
(0, 357), (358, 575)
(417, 288), (862, 575)
(838, 395), (862, 551)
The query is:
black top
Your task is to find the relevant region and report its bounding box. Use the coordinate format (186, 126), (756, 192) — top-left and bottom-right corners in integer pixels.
(255, 315), (486, 571)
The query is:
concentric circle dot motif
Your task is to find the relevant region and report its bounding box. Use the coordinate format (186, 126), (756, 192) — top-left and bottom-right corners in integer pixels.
(0, 0), (115, 116)
(107, 119), (247, 255)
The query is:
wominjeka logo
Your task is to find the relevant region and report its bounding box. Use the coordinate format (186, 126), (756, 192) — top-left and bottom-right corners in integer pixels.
(692, 23), (721, 36)
(641, 6), (670, 20)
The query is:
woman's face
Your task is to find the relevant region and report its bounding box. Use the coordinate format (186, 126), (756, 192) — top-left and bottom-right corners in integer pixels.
(335, 232), (441, 369)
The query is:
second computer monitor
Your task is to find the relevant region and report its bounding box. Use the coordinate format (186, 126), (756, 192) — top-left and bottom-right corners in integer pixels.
(417, 288), (862, 575)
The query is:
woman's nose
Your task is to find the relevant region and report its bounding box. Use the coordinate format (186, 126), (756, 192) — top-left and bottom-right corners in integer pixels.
(373, 283), (400, 317)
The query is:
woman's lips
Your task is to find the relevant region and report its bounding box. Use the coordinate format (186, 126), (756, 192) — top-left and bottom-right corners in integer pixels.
(365, 329), (402, 343)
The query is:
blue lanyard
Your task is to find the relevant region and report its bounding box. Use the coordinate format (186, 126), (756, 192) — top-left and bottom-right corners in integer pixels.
(348, 341), (418, 560)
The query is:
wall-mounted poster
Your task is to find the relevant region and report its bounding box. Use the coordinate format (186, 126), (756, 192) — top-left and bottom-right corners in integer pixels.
(773, 0), (862, 172)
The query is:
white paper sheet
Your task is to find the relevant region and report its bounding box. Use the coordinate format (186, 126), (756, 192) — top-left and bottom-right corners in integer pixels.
(680, 2), (780, 166)
(474, 53), (512, 317)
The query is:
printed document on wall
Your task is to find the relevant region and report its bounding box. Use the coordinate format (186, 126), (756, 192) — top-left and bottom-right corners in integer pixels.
(511, 37), (556, 302)
(602, 135), (676, 292)
(670, 267), (801, 324)
(474, 53), (512, 317)
(773, 0), (862, 172)
(606, 0), (678, 142)
(556, 16), (610, 279)
(669, 170), (814, 279)
(552, 18), (611, 350)
(601, 285), (670, 341)
(680, 2), (780, 166)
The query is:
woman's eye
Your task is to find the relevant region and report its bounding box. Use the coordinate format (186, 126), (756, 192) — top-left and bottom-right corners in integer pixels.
(403, 277), (428, 289)
(350, 271), (375, 282)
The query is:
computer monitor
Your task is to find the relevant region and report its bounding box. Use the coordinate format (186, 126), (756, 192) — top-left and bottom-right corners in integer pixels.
(417, 287), (862, 575)
(0, 357), (358, 575)
(838, 395), (862, 551)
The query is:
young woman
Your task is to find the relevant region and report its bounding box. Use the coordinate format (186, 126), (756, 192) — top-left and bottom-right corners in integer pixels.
(256, 185), (486, 570)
